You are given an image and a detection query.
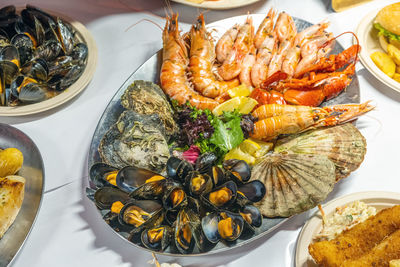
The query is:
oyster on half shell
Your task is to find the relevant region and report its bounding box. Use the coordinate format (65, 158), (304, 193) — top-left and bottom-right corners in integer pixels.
(251, 153), (336, 218)
(120, 80), (178, 139)
(274, 123), (366, 181)
(98, 110), (170, 173)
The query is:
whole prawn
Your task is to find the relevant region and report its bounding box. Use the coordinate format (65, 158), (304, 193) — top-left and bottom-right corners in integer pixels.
(251, 8), (277, 87)
(189, 14), (239, 98)
(250, 101), (374, 141)
(160, 13), (219, 110)
(215, 24), (239, 63)
(218, 16), (254, 81)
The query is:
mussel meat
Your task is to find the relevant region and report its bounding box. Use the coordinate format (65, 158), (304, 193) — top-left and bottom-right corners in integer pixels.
(202, 181), (237, 210)
(118, 200), (163, 229)
(202, 211), (244, 243)
(116, 165), (165, 193)
(89, 162), (119, 188)
(141, 225), (173, 251)
(93, 187), (130, 210)
(186, 171), (213, 197)
(162, 184), (187, 210)
(223, 159), (251, 184)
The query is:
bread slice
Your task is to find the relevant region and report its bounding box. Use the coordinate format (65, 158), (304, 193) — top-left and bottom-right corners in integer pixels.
(0, 175), (25, 238)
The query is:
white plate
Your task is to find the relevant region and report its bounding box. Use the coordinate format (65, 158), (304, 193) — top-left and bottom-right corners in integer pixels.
(355, 9), (400, 94)
(295, 191), (400, 267)
(172, 0), (262, 10)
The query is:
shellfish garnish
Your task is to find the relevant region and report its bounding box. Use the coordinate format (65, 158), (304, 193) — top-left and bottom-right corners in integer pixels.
(274, 123), (366, 181)
(120, 80), (178, 139)
(251, 153), (336, 217)
(98, 110), (170, 173)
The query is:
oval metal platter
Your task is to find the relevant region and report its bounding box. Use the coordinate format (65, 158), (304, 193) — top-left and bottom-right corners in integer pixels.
(87, 14), (360, 262)
(0, 124), (44, 267)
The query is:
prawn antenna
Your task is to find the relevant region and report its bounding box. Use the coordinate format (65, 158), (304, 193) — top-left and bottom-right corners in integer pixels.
(125, 18), (163, 32)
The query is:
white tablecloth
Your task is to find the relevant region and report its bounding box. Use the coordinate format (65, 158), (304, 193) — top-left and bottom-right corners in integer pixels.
(2, 0), (400, 266)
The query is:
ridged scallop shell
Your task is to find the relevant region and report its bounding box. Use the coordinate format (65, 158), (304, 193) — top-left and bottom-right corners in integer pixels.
(274, 123), (366, 181)
(251, 153), (336, 218)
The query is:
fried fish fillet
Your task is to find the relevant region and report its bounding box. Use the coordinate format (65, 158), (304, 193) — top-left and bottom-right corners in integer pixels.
(341, 228), (400, 266)
(309, 205), (400, 267)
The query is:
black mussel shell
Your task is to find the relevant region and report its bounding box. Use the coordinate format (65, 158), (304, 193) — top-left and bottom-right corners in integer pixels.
(129, 178), (168, 200)
(71, 42), (88, 64)
(141, 225), (173, 252)
(21, 58), (49, 81)
(240, 205), (262, 228)
(0, 60), (18, 85)
(10, 76), (49, 103)
(0, 5), (16, 19)
(186, 171), (213, 197)
(56, 18), (74, 54)
(202, 181), (237, 210)
(116, 165), (165, 193)
(217, 211), (244, 242)
(33, 39), (61, 61)
(0, 45), (19, 66)
(0, 29), (9, 49)
(118, 200), (162, 228)
(89, 162), (119, 188)
(174, 207), (199, 254)
(103, 211), (132, 233)
(162, 184), (187, 210)
(208, 165), (226, 187)
(0, 66), (6, 106)
(223, 159), (251, 184)
(94, 187), (130, 210)
(167, 157), (193, 183)
(201, 212), (221, 244)
(48, 55), (72, 77)
(10, 34), (33, 65)
(165, 210), (178, 226)
(56, 65), (83, 90)
(237, 180), (266, 203)
(24, 5), (56, 27)
(195, 152), (217, 174)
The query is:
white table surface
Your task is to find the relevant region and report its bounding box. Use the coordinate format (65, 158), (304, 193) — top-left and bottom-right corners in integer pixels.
(2, 0), (400, 266)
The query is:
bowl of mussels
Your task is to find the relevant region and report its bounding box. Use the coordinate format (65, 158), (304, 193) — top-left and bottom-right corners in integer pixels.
(0, 4), (97, 116)
(86, 80), (287, 265)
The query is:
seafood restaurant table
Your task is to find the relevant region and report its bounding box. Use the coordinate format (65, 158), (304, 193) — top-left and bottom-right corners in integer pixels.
(2, 0), (400, 266)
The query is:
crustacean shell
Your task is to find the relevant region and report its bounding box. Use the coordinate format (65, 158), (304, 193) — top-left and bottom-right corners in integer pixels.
(251, 153), (336, 218)
(274, 123), (366, 181)
(98, 110), (170, 173)
(120, 80), (179, 139)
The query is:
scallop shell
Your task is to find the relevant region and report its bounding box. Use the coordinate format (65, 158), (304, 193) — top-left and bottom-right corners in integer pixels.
(120, 80), (178, 139)
(274, 123), (366, 181)
(251, 153), (336, 218)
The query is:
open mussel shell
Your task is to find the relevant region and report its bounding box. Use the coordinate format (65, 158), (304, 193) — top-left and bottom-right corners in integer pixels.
(116, 165), (165, 193)
(71, 42), (88, 64)
(89, 162), (119, 188)
(202, 211), (244, 243)
(240, 205), (262, 229)
(167, 157), (193, 183)
(195, 152), (217, 174)
(0, 45), (20, 66)
(128, 178), (168, 200)
(21, 58), (49, 81)
(208, 165), (226, 187)
(33, 39), (62, 61)
(252, 153), (336, 217)
(162, 183), (187, 210)
(94, 187), (130, 210)
(223, 159), (251, 184)
(237, 180), (266, 203)
(118, 200), (163, 229)
(10, 75), (49, 103)
(174, 207), (201, 254)
(141, 225), (173, 252)
(202, 181), (237, 211)
(186, 171), (213, 197)
(56, 18), (74, 54)
(0, 59), (19, 84)
(10, 34), (33, 65)
(274, 123), (367, 181)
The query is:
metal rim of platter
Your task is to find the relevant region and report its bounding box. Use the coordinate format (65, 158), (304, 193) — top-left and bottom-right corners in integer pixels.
(0, 123), (45, 266)
(87, 14), (360, 257)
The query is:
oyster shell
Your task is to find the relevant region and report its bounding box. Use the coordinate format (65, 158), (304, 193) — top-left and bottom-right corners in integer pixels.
(120, 80), (178, 139)
(274, 123), (366, 181)
(251, 153), (336, 217)
(98, 110), (170, 173)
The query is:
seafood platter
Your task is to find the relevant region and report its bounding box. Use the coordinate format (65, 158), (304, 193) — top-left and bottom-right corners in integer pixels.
(0, 123), (44, 266)
(87, 8), (374, 259)
(0, 5), (97, 116)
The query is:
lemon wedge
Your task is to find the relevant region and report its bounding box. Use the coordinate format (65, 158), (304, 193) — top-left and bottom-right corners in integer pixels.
(212, 97), (258, 116)
(390, 260), (400, 267)
(227, 84), (252, 98)
(239, 139), (260, 156)
(224, 147), (256, 165)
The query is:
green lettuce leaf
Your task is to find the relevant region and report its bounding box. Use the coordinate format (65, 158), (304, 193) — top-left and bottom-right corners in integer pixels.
(374, 23), (400, 41)
(209, 112), (244, 153)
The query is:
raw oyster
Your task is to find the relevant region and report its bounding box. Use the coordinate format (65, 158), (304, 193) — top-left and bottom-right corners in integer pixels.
(98, 110), (170, 173)
(274, 123), (366, 181)
(120, 80), (178, 139)
(251, 153), (336, 217)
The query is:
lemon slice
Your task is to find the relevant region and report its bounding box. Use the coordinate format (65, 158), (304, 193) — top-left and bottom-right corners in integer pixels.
(239, 98), (258, 114)
(227, 84), (252, 98)
(212, 97), (258, 116)
(224, 147), (256, 165)
(239, 139), (261, 156)
(390, 260), (400, 267)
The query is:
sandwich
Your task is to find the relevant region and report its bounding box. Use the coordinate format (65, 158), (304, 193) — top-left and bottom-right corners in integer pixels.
(374, 2), (400, 50)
